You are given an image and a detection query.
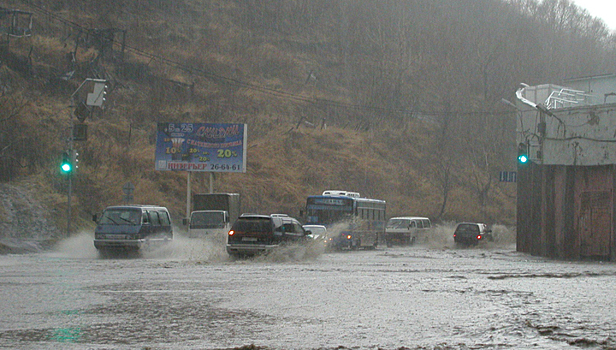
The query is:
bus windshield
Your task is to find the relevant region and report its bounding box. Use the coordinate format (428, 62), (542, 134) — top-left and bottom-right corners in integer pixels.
(305, 196), (354, 225)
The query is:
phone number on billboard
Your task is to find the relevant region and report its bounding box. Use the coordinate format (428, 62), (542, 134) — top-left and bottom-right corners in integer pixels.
(210, 164), (242, 171)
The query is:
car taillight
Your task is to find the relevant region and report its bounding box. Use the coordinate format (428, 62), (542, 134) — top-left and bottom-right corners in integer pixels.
(453, 234), (457, 238)
(228, 230), (235, 236)
(477, 235), (482, 240)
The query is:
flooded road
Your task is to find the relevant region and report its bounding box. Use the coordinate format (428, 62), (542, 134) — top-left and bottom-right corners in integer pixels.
(1, 230), (616, 350)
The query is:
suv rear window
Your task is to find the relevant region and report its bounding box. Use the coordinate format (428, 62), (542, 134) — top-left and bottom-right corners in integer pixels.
(455, 224), (479, 233)
(232, 218), (273, 233)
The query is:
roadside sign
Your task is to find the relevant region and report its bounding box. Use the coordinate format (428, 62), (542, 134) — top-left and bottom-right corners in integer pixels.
(122, 182), (135, 195)
(154, 122), (247, 173)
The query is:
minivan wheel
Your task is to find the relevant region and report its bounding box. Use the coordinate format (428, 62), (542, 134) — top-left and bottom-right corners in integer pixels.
(97, 249), (110, 259)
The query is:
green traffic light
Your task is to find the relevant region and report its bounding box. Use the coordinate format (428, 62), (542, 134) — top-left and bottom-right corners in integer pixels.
(518, 154), (528, 163)
(61, 152), (72, 174)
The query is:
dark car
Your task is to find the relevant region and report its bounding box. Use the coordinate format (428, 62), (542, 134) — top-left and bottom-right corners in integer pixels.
(93, 205), (173, 256)
(226, 214), (309, 257)
(453, 222), (494, 245)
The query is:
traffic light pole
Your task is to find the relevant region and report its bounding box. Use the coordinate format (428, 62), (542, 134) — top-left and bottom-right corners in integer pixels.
(64, 78), (107, 238)
(67, 167), (72, 237)
(66, 119), (74, 238)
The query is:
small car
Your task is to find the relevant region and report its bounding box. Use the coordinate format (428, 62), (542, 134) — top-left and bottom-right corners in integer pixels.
(453, 222), (493, 245)
(303, 224), (327, 241)
(226, 214), (309, 257)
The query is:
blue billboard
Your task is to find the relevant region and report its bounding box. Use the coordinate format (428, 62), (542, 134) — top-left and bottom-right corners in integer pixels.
(155, 122), (247, 173)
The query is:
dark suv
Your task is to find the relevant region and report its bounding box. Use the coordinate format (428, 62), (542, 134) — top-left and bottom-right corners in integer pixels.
(226, 214), (309, 257)
(453, 222), (493, 245)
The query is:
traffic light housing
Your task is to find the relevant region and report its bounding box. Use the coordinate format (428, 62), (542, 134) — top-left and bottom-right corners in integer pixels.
(61, 151), (72, 174)
(517, 142), (529, 164)
(86, 80), (108, 107)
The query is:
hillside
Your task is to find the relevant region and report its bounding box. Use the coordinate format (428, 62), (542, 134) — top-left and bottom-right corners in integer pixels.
(1, 0), (614, 239)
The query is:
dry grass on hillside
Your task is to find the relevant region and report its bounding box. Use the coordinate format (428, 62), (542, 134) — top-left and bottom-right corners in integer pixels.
(0, 0), (517, 233)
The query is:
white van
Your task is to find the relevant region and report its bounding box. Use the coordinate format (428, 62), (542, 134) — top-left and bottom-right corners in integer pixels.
(385, 216), (432, 246)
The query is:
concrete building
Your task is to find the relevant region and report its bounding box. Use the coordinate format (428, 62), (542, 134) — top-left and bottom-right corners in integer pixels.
(514, 75), (616, 260)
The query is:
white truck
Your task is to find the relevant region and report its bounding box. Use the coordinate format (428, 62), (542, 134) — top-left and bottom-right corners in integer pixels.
(185, 193), (241, 238)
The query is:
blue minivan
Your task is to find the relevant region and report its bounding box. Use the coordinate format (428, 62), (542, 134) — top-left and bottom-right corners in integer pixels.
(93, 205), (173, 255)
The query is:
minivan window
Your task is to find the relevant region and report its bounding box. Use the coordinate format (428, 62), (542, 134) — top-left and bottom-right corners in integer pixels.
(99, 208), (142, 225)
(149, 210), (161, 226)
(387, 219), (409, 228)
(159, 211), (171, 226)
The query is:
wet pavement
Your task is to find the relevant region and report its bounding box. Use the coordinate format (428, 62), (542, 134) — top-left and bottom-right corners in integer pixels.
(1, 229), (616, 350)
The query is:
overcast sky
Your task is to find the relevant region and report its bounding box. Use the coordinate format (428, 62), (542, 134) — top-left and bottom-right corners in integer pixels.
(572, 0), (616, 31)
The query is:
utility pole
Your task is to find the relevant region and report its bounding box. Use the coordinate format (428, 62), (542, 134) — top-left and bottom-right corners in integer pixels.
(67, 124), (73, 237)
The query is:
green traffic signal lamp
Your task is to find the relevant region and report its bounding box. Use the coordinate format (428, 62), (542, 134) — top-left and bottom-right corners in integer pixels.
(61, 152), (72, 174)
(517, 142), (529, 164)
(518, 154), (528, 164)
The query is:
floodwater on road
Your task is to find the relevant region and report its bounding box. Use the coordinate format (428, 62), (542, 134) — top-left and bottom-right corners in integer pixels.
(1, 226), (616, 350)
